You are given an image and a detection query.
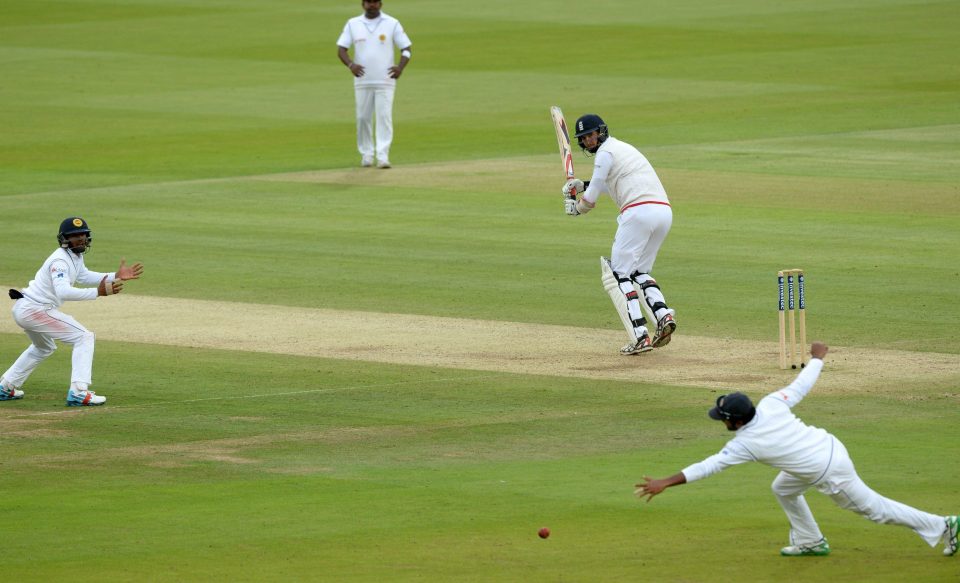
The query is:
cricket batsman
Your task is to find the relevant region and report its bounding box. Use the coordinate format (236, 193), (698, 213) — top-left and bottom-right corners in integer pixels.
(562, 114), (676, 355)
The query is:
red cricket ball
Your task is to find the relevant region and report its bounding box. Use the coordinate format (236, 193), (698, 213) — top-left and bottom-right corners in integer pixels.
(538, 527), (550, 539)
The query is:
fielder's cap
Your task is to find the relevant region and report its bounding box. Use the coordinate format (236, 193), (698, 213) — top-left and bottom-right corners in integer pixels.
(59, 216), (90, 235)
(708, 392), (756, 422)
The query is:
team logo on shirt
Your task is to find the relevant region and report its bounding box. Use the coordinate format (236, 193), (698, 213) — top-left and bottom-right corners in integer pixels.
(379, 34), (386, 43)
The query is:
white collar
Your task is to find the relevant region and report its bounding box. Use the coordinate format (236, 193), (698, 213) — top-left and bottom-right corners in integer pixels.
(362, 15), (382, 33)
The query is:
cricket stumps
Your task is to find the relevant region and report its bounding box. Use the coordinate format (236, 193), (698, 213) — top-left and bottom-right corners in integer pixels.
(778, 269), (806, 370)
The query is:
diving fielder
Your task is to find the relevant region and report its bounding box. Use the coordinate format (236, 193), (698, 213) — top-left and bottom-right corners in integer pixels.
(635, 342), (959, 557)
(0, 217), (143, 406)
(563, 114), (676, 355)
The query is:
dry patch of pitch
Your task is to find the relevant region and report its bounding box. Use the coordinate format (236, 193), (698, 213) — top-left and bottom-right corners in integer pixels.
(1, 294), (955, 396)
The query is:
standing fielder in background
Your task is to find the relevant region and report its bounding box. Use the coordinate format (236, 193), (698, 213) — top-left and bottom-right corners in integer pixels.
(635, 342), (959, 557)
(563, 114), (676, 355)
(0, 217), (144, 407)
(337, 0), (412, 169)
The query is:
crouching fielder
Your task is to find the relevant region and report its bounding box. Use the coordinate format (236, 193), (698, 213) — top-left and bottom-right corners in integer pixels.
(0, 217), (144, 407)
(562, 114), (676, 355)
(635, 342), (959, 557)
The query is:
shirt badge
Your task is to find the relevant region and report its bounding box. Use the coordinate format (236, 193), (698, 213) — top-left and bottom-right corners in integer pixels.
(379, 34), (386, 43)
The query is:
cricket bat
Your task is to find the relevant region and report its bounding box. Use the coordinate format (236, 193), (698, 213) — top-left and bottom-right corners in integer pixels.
(550, 106), (576, 183)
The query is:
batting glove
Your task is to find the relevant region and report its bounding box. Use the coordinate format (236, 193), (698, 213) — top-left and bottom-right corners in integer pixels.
(562, 179), (585, 198)
(564, 197), (580, 216)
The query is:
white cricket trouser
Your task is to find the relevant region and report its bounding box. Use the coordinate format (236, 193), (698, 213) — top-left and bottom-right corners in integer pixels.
(772, 437), (946, 547)
(355, 85), (395, 162)
(3, 300), (95, 390)
(610, 203), (673, 329)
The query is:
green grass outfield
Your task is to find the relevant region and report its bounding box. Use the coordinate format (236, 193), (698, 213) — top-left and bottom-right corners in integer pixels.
(1, 0), (958, 581)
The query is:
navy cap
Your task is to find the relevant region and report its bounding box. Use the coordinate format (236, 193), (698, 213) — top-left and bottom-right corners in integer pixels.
(708, 392), (756, 422)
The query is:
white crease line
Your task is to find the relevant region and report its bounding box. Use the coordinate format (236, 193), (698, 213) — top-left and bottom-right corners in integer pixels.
(2, 372), (505, 418)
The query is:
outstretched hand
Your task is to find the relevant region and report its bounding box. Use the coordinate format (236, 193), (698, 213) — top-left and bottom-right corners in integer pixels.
(116, 258), (144, 281)
(634, 472), (686, 502)
(634, 476), (666, 502)
(810, 341), (828, 360)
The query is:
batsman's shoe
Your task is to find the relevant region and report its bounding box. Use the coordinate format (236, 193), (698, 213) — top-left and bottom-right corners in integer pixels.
(944, 515), (959, 556)
(66, 388), (106, 407)
(620, 335), (653, 355)
(361, 155), (374, 168)
(652, 312), (677, 348)
(0, 384), (24, 401)
(780, 538), (830, 557)
(377, 159), (392, 169)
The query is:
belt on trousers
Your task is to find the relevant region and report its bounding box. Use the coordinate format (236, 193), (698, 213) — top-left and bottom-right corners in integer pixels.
(620, 200), (671, 214)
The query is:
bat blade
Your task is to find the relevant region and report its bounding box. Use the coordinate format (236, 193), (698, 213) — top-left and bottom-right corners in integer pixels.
(550, 106), (576, 181)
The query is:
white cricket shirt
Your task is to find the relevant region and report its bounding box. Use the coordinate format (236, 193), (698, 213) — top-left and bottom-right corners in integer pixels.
(18, 248), (113, 307)
(681, 359), (835, 484)
(582, 137), (669, 212)
(337, 12), (411, 88)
